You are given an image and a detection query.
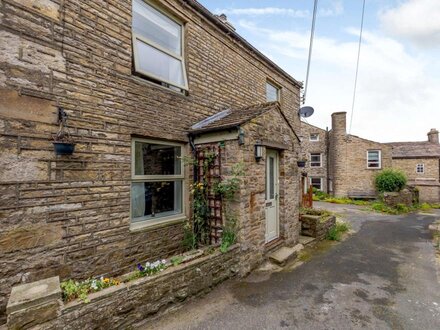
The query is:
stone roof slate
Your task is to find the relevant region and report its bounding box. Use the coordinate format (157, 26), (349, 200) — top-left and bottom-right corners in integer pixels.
(189, 102), (280, 134)
(385, 141), (440, 158)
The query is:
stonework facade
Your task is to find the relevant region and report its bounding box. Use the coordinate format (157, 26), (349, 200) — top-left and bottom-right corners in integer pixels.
(300, 122), (328, 192)
(301, 112), (440, 202)
(0, 0), (302, 322)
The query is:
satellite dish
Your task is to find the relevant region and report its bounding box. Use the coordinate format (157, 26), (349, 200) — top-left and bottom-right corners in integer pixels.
(299, 106), (314, 118)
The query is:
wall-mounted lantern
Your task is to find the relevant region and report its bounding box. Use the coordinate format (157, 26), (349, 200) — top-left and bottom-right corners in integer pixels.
(238, 128), (245, 145)
(254, 140), (263, 161)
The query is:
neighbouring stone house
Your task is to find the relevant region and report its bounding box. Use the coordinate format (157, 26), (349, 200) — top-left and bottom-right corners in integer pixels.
(0, 0), (303, 322)
(301, 112), (440, 202)
(386, 129), (440, 203)
(299, 122), (328, 193)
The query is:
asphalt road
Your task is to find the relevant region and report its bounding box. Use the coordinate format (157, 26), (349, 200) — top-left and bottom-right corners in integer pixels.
(149, 203), (440, 330)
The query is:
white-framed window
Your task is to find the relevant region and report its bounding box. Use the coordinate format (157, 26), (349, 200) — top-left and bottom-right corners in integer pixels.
(266, 81), (280, 102)
(367, 150), (381, 168)
(416, 163), (425, 174)
(131, 138), (184, 224)
(310, 133), (319, 141)
(310, 153), (322, 167)
(132, 0), (188, 90)
(310, 177), (322, 191)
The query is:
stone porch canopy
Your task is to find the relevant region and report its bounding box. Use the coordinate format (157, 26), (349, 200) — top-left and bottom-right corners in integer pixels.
(188, 101), (301, 144)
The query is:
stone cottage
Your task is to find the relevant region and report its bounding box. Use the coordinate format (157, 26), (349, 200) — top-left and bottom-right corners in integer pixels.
(299, 122), (328, 192)
(301, 112), (440, 202)
(386, 129), (440, 203)
(0, 0), (303, 322)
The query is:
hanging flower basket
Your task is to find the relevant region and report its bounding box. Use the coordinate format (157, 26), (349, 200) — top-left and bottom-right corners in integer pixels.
(52, 107), (75, 156)
(53, 142), (75, 155)
(297, 160), (307, 168)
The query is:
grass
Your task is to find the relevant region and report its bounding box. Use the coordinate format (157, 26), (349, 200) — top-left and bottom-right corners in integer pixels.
(326, 221), (350, 241)
(313, 192), (440, 215)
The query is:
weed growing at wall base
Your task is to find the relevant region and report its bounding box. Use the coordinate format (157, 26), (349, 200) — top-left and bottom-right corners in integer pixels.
(326, 221), (350, 241)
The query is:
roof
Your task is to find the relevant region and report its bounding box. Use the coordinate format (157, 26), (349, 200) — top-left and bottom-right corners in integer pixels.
(184, 0), (301, 88)
(189, 102), (279, 134)
(385, 141), (440, 158)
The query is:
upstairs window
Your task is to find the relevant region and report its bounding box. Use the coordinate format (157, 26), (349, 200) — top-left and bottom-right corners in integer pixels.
(367, 150), (381, 168)
(310, 153), (322, 167)
(131, 138), (184, 224)
(416, 163), (424, 174)
(132, 0), (188, 90)
(266, 82), (280, 102)
(310, 133), (319, 141)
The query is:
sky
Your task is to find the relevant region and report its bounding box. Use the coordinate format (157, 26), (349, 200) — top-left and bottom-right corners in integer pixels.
(199, 0), (440, 143)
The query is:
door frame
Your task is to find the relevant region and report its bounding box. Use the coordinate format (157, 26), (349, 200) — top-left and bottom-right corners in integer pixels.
(265, 149), (280, 243)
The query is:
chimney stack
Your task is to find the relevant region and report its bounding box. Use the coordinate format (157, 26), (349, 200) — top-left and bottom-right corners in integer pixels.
(215, 14), (236, 31)
(331, 112), (347, 135)
(428, 128), (439, 144)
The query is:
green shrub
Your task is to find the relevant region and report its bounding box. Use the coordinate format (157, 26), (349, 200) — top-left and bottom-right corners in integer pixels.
(313, 188), (329, 200)
(375, 169), (407, 193)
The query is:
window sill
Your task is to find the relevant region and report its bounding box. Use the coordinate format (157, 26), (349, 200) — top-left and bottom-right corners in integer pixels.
(129, 75), (189, 98)
(129, 215), (186, 233)
(366, 167), (382, 170)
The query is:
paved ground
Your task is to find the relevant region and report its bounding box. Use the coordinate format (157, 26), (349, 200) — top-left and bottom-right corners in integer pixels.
(149, 203), (440, 330)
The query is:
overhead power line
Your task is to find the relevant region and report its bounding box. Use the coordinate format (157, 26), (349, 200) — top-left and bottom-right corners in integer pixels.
(302, 0), (319, 105)
(348, 0), (366, 134)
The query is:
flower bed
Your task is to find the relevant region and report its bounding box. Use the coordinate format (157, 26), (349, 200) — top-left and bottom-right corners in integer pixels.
(7, 245), (240, 330)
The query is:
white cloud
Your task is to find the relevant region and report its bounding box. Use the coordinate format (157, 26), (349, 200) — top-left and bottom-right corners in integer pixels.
(214, 7), (309, 18)
(319, 0), (344, 17)
(380, 0), (440, 47)
(237, 20), (440, 142)
(214, 2), (343, 19)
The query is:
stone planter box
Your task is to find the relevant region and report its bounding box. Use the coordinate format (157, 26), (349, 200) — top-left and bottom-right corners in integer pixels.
(6, 245), (239, 330)
(300, 214), (336, 241)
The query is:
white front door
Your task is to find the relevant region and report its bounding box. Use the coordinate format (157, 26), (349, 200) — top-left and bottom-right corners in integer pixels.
(265, 149), (279, 243)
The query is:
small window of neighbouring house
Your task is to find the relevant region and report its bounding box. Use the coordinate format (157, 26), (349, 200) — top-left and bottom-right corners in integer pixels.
(266, 82), (280, 102)
(310, 177), (322, 191)
(416, 163), (424, 174)
(131, 138), (184, 224)
(132, 0), (188, 90)
(310, 133), (319, 141)
(367, 150), (381, 168)
(310, 153), (322, 167)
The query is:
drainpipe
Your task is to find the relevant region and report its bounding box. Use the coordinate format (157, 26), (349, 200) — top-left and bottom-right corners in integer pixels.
(326, 126), (330, 194)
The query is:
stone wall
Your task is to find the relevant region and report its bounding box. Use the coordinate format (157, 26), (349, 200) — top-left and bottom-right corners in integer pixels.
(300, 122), (328, 192)
(329, 112), (392, 197)
(413, 183), (440, 204)
(300, 214), (336, 241)
(392, 158), (440, 183)
(6, 246), (240, 329)
(0, 0), (301, 321)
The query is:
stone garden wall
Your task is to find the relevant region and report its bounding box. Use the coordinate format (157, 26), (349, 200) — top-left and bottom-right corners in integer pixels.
(300, 215), (336, 241)
(7, 246), (240, 330)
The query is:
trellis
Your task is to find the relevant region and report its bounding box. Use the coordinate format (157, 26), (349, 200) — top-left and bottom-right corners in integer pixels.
(195, 144), (223, 244)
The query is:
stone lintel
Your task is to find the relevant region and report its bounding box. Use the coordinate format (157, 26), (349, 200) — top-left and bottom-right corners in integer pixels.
(7, 276), (61, 314)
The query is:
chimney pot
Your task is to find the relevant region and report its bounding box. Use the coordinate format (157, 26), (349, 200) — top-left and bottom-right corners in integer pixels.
(428, 128), (439, 144)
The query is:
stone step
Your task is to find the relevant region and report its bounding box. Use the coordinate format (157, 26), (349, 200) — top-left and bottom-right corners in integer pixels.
(269, 244), (304, 266)
(299, 235), (316, 246)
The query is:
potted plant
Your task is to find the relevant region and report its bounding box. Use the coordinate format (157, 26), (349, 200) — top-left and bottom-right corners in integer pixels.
(297, 159), (307, 167)
(53, 107), (75, 155)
